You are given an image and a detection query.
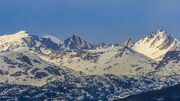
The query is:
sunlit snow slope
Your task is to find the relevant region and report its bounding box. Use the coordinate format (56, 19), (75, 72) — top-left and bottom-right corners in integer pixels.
(133, 29), (177, 61)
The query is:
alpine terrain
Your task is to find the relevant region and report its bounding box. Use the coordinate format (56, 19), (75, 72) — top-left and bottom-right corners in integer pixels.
(0, 29), (179, 101)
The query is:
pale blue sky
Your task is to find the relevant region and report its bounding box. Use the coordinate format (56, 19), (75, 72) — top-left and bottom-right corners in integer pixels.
(0, 0), (180, 43)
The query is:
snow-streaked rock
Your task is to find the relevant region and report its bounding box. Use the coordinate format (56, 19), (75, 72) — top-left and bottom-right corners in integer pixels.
(38, 46), (157, 75)
(63, 34), (94, 51)
(0, 31), (65, 53)
(120, 38), (134, 48)
(152, 51), (180, 76)
(0, 31), (29, 52)
(133, 29), (177, 61)
(0, 50), (79, 86)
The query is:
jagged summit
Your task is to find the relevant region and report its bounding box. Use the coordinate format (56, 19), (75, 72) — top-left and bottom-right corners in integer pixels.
(63, 34), (93, 51)
(120, 38), (134, 48)
(156, 29), (167, 34)
(133, 29), (177, 61)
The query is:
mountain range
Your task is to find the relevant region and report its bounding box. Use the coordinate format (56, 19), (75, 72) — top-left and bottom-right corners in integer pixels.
(0, 29), (179, 100)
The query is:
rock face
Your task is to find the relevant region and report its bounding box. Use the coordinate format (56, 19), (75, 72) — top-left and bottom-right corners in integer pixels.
(153, 51), (180, 76)
(63, 34), (94, 51)
(133, 29), (177, 61)
(121, 38), (134, 48)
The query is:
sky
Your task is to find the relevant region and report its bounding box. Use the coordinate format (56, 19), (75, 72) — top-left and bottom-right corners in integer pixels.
(0, 0), (180, 43)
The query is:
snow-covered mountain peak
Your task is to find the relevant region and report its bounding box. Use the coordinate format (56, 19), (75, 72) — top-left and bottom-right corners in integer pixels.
(0, 30), (29, 39)
(155, 29), (169, 38)
(133, 29), (177, 61)
(0, 31), (31, 52)
(15, 30), (29, 36)
(144, 29), (170, 42)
